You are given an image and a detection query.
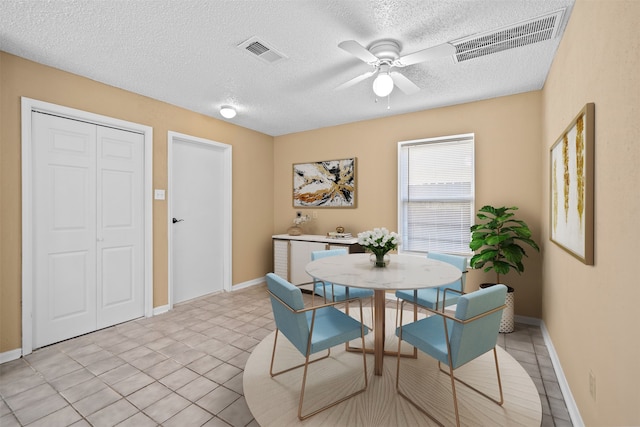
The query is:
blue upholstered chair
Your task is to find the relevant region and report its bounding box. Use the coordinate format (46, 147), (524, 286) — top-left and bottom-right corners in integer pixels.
(311, 249), (374, 328)
(395, 252), (468, 313)
(265, 273), (369, 420)
(395, 284), (508, 427)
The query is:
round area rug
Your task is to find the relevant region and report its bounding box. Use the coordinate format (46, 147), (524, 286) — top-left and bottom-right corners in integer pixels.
(244, 308), (541, 426)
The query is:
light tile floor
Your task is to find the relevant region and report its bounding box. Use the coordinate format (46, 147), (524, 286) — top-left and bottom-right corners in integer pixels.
(1, 284), (572, 426)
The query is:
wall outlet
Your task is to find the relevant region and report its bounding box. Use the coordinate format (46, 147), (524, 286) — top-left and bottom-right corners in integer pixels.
(589, 370), (596, 401)
(312, 211), (318, 219)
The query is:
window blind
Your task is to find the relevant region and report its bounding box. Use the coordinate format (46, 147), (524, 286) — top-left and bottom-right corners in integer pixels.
(398, 134), (475, 255)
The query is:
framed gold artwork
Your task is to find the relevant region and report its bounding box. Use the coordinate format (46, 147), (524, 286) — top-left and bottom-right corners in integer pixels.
(550, 103), (594, 264)
(293, 158), (356, 208)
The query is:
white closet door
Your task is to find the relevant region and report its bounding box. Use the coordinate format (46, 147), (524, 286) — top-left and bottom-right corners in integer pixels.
(32, 113), (144, 348)
(96, 126), (144, 328)
(33, 113), (98, 348)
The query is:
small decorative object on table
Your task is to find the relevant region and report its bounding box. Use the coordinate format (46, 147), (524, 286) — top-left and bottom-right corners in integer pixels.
(357, 227), (400, 267)
(287, 211), (310, 236)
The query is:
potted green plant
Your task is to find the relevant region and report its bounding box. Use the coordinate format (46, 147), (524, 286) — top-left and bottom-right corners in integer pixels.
(469, 205), (539, 333)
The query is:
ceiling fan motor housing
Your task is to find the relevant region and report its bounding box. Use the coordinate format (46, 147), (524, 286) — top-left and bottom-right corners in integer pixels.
(368, 39), (401, 62)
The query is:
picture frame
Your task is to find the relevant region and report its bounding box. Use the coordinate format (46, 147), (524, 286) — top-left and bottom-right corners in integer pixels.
(550, 103), (594, 265)
(293, 158), (356, 208)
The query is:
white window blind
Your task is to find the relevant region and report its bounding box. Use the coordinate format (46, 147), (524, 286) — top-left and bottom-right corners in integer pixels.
(398, 134), (474, 255)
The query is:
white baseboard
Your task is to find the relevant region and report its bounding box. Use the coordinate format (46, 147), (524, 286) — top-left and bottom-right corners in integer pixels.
(153, 304), (170, 316)
(232, 277), (265, 291)
(0, 348), (22, 364)
(539, 320), (584, 427)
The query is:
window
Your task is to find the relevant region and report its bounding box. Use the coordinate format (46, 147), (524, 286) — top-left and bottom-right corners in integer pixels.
(398, 134), (474, 255)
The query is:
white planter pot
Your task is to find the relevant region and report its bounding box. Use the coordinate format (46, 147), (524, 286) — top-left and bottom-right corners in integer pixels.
(499, 290), (515, 333)
(480, 283), (515, 333)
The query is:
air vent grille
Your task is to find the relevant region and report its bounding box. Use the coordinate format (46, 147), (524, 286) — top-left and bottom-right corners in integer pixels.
(238, 36), (287, 64)
(452, 9), (565, 62)
(246, 41), (269, 56)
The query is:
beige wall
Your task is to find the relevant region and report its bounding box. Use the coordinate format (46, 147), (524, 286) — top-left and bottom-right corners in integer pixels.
(541, 0), (640, 425)
(274, 92), (544, 318)
(0, 53), (274, 353)
(4, 2), (639, 423)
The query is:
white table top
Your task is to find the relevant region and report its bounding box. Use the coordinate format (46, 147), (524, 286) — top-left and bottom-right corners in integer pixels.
(305, 253), (462, 291)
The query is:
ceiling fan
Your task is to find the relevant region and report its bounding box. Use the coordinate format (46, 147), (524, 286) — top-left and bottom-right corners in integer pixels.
(336, 39), (456, 97)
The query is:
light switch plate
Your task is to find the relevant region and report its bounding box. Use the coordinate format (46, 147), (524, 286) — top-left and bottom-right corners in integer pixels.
(154, 189), (165, 200)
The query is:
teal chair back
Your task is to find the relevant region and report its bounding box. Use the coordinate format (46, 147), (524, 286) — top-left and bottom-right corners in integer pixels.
(265, 273), (310, 355)
(448, 284), (507, 368)
(427, 252), (467, 294)
(311, 248), (348, 261)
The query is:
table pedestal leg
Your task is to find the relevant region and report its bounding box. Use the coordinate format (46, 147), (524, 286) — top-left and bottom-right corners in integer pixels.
(374, 289), (386, 376)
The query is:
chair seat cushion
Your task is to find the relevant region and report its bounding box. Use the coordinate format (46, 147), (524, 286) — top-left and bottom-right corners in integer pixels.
(395, 316), (452, 365)
(314, 283), (374, 301)
(307, 306), (368, 354)
(395, 288), (460, 310)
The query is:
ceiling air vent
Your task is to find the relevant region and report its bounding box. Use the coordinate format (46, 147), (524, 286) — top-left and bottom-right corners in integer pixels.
(238, 36), (288, 64)
(451, 9), (566, 63)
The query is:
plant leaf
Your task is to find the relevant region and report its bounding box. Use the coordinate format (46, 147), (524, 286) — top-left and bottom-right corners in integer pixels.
(493, 260), (512, 275)
(485, 234), (510, 245)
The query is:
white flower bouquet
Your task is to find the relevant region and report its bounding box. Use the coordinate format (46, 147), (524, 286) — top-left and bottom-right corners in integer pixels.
(357, 227), (401, 258)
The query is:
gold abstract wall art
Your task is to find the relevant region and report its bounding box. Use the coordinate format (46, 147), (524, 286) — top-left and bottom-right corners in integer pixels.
(293, 158), (356, 208)
(550, 103), (594, 265)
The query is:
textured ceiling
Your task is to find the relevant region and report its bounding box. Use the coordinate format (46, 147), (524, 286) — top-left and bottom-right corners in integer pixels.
(0, 0), (574, 136)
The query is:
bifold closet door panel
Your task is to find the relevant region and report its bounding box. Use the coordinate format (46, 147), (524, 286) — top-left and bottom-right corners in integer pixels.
(32, 113), (98, 348)
(96, 125), (145, 329)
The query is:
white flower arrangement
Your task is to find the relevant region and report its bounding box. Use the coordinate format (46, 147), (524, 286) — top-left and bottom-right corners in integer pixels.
(357, 227), (401, 256)
(293, 211), (310, 226)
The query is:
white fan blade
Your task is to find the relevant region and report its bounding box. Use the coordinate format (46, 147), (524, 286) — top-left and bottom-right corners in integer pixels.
(394, 42), (456, 67)
(338, 40), (379, 64)
(390, 72), (420, 95)
(335, 70), (376, 91)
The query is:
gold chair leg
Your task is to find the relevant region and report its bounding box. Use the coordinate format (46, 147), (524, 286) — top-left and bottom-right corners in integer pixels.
(270, 329), (331, 378)
(298, 326), (369, 420)
(396, 327), (443, 426)
(394, 301), (418, 358)
(448, 362), (461, 427)
(437, 348), (504, 406)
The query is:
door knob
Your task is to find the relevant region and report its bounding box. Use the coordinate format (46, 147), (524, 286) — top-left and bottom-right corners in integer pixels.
(172, 218), (184, 224)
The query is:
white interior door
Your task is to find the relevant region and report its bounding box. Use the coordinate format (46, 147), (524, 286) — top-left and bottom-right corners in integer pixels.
(171, 136), (227, 304)
(32, 112), (144, 348)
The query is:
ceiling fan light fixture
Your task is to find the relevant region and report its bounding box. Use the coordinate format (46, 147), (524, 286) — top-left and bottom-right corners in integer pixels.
(372, 72), (394, 97)
(220, 106), (237, 119)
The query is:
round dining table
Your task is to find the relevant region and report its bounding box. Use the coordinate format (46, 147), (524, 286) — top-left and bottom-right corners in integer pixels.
(306, 252), (462, 376)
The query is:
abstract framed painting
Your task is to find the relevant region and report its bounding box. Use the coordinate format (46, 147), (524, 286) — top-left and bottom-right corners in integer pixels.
(293, 158), (356, 208)
(550, 103), (594, 265)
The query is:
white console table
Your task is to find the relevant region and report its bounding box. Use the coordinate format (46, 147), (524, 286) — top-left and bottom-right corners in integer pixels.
(272, 234), (363, 285)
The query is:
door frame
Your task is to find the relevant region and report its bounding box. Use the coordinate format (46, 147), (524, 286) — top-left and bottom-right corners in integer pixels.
(167, 131), (232, 309)
(21, 97), (154, 355)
